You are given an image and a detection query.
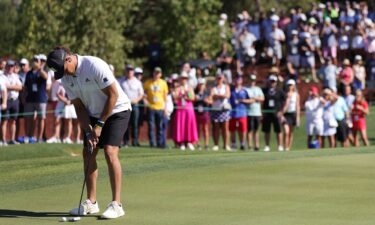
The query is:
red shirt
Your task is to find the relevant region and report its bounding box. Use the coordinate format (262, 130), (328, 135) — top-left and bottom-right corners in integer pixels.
(352, 100), (368, 118)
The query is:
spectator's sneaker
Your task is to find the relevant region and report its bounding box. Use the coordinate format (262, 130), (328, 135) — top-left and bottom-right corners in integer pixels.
(8, 140), (20, 145)
(63, 138), (73, 144)
(29, 137), (37, 144)
(23, 137), (29, 144)
(187, 143), (195, 151)
(2, 142), (8, 147)
(76, 139), (83, 144)
(101, 201), (125, 219)
(264, 146), (270, 152)
(0, 141), (3, 146)
(278, 146), (284, 152)
(240, 145), (245, 151)
(204, 145), (209, 150)
(254, 147), (260, 151)
(231, 143), (237, 149)
(225, 146), (232, 151)
(46, 137), (57, 143)
(70, 199), (100, 216)
(180, 145), (186, 151)
(212, 145), (219, 151)
(37, 139), (44, 143)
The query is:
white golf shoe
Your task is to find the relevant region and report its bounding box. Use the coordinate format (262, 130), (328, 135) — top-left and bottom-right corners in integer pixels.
(264, 146), (270, 152)
(101, 201), (125, 219)
(69, 199), (100, 215)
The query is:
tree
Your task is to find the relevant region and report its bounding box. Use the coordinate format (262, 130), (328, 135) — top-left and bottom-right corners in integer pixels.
(0, 0), (19, 57)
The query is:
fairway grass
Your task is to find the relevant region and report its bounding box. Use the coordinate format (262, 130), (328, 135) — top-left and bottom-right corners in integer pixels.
(1, 144), (375, 225)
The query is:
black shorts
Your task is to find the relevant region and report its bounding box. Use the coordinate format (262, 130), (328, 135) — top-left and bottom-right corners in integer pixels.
(262, 113), (282, 133)
(84, 110), (131, 149)
(1, 99), (20, 120)
(336, 119), (349, 142)
(284, 113), (296, 126)
(247, 116), (261, 132)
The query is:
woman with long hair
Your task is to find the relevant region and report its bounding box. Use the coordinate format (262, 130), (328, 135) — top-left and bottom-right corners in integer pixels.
(281, 79), (300, 151)
(351, 89), (370, 147)
(194, 78), (210, 150)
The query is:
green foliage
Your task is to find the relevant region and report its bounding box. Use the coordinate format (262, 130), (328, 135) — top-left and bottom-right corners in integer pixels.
(0, 0), (19, 57)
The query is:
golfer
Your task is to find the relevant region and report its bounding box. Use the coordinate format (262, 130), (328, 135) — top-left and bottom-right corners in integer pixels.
(47, 47), (131, 219)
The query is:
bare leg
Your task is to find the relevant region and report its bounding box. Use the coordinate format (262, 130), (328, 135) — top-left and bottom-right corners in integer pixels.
(1, 120), (7, 142)
(223, 121), (229, 148)
(247, 131), (253, 149)
(64, 119), (72, 139)
(360, 130), (369, 146)
(10, 119), (17, 141)
(104, 145), (122, 203)
(83, 147), (99, 203)
(289, 126), (295, 150)
(54, 117), (61, 140)
(283, 124), (290, 150)
(353, 131), (359, 147)
(37, 118), (45, 140)
(276, 132), (283, 147)
(25, 116), (35, 138)
(203, 123), (209, 147)
(213, 122), (219, 146)
(254, 130), (260, 149)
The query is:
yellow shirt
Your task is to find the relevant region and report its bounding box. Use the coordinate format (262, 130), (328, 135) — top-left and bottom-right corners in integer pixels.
(144, 78), (168, 110)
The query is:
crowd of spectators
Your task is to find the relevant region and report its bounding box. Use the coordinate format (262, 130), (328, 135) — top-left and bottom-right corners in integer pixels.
(0, 1), (373, 150)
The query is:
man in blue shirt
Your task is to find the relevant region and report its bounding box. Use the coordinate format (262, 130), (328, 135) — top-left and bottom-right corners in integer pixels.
(332, 90), (350, 147)
(24, 55), (48, 143)
(229, 76), (249, 150)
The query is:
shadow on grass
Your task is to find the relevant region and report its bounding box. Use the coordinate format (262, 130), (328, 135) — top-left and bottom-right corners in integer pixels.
(0, 209), (99, 221)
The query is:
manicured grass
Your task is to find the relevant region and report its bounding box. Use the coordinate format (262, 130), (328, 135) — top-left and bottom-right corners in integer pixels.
(0, 107), (374, 225)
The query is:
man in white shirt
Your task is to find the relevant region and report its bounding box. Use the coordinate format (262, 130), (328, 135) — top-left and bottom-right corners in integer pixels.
(118, 64), (144, 147)
(0, 74), (7, 146)
(1, 60), (22, 145)
(47, 46), (132, 219)
(305, 86), (325, 148)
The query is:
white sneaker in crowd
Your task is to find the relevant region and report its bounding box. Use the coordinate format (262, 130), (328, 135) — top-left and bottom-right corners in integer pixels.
(101, 201), (125, 219)
(187, 143), (195, 151)
(46, 137), (57, 143)
(63, 138), (73, 144)
(225, 145), (232, 151)
(23, 137), (29, 144)
(278, 146), (284, 151)
(264, 146), (270, 152)
(212, 145), (219, 151)
(70, 199), (100, 216)
(76, 139), (83, 144)
(180, 145), (186, 151)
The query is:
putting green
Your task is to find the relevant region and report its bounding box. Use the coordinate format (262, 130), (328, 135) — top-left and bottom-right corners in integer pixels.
(1, 145), (375, 225)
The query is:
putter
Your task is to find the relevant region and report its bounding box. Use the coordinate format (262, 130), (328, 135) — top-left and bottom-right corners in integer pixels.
(77, 144), (93, 217)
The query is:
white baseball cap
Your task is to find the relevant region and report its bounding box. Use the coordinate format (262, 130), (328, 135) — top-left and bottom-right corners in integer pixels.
(286, 79), (296, 86)
(354, 55), (362, 61)
(198, 78), (206, 85)
(268, 75), (278, 82)
(20, 58), (29, 65)
(134, 67), (143, 74)
(39, 54), (47, 61)
(291, 30), (298, 35)
(180, 71), (189, 78)
(171, 73), (179, 80)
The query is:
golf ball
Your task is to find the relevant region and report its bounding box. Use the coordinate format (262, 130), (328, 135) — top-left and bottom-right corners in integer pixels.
(60, 217), (67, 222)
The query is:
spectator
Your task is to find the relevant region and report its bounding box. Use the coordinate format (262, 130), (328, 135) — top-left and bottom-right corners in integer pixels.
(262, 75), (285, 152)
(245, 74), (264, 151)
(308, 17), (324, 64)
(305, 86), (324, 148)
(299, 33), (318, 82)
(267, 22), (285, 67)
(351, 89), (370, 147)
(209, 72), (231, 151)
(332, 90), (350, 147)
(0, 60), (6, 74)
(47, 79), (62, 143)
(1, 60), (22, 145)
(352, 55), (366, 90)
(229, 76), (249, 150)
(281, 79), (300, 151)
(181, 63), (197, 89)
(0, 77), (6, 146)
(119, 65), (144, 147)
(321, 17), (338, 64)
(194, 78), (210, 150)
(172, 72), (198, 150)
(143, 67), (168, 148)
(239, 29), (257, 65)
(16, 58), (29, 142)
(216, 43), (233, 85)
(134, 67), (146, 135)
(24, 55), (48, 143)
(163, 77), (174, 148)
(321, 89), (336, 148)
(286, 30), (300, 71)
(338, 59), (354, 94)
(338, 25), (351, 61)
(318, 57), (337, 90)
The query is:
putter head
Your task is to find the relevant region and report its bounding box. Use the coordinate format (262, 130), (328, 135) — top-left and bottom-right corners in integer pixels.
(68, 217), (81, 222)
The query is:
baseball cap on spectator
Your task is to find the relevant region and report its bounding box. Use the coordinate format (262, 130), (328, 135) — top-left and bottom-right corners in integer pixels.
(197, 78), (206, 85)
(354, 55), (362, 62)
(270, 14), (280, 22)
(324, 17), (331, 23)
(126, 64), (134, 70)
(46, 48), (67, 80)
(39, 54), (47, 61)
(268, 75), (278, 82)
(323, 88), (332, 96)
(20, 58), (29, 65)
(298, 14), (307, 22)
(291, 30), (298, 35)
(180, 71), (188, 79)
(6, 60), (15, 66)
(134, 67), (143, 74)
(308, 17), (318, 24)
(249, 74), (257, 80)
(318, 3), (326, 9)
(237, 13), (244, 21)
(154, 67), (162, 73)
(343, 59), (350, 66)
(286, 79), (296, 86)
(310, 86), (319, 94)
(33, 55), (41, 60)
(171, 73), (179, 80)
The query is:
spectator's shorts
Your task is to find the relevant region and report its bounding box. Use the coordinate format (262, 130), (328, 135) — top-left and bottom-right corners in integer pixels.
(2, 99), (20, 120)
(284, 113), (296, 126)
(336, 119), (349, 142)
(323, 46), (337, 59)
(229, 117), (247, 132)
(24, 102), (47, 119)
(287, 55), (300, 68)
(262, 113), (282, 133)
(306, 119), (324, 136)
(247, 116), (261, 132)
(300, 56), (315, 68)
(196, 111), (210, 125)
(84, 110), (131, 149)
(211, 110), (231, 123)
(55, 102), (77, 119)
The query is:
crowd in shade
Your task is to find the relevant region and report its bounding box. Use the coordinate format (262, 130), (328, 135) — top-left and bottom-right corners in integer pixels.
(0, 1), (373, 151)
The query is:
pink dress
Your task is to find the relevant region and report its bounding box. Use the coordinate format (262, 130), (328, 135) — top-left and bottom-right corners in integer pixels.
(173, 89), (198, 144)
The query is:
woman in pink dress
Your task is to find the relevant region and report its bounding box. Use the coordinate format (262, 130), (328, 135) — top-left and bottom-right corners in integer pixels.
(172, 72), (198, 150)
